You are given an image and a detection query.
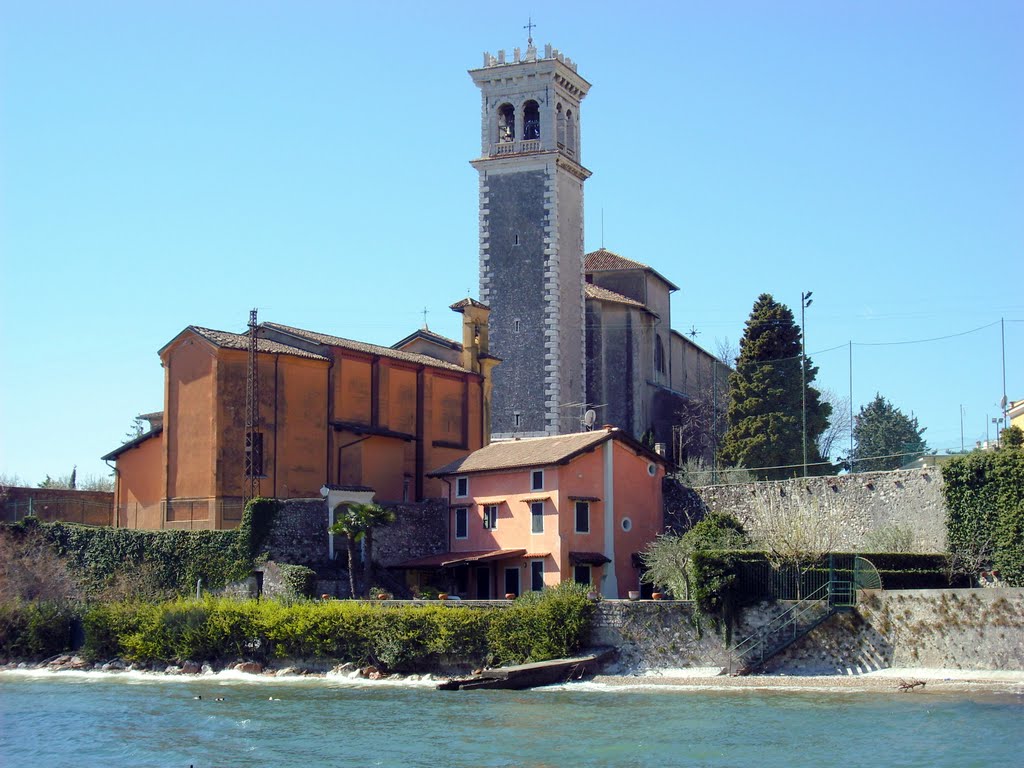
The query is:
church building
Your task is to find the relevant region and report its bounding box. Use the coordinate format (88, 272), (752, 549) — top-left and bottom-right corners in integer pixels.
(468, 42), (728, 461)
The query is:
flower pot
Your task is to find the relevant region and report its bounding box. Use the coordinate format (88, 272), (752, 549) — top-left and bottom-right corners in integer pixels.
(504, 593), (516, 600)
(628, 590), (640, 601)
(651, 592), (664, 601)
(377, 593), (390, 600)
(438, 593), (449, 601)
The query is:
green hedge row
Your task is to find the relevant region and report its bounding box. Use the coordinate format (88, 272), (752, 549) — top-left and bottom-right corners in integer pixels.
(1, 583), (594, 670)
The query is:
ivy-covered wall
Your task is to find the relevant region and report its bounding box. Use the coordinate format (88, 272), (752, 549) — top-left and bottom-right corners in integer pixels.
(943, 449), (1024, 585)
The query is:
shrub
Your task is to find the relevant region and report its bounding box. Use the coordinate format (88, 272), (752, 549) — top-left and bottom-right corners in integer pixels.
(0, 601), (78, 660)
(487, 581), (593, 665)
(277, 564), (317, 599)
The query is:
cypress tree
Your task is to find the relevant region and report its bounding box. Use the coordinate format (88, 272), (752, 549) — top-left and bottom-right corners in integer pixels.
(850, 393), (928, 471)
(718, 293), (832, 479)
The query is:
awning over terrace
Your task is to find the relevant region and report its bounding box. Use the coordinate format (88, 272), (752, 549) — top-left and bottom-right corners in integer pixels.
(396, 549), (527, 568)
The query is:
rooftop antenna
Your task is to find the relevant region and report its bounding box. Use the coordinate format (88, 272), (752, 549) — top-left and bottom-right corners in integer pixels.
(421, 306), (429, 330)
(244, 308), (260, 504)
(601, 208), (605, 248)
(689, 325), (700, 339)
(524, 16), (536, 47)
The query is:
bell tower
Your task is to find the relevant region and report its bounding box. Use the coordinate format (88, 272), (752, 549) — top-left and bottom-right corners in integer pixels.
(470, 42), (591, 438)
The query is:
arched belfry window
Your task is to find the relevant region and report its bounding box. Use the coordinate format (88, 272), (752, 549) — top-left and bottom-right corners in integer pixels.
(556, 103), (566, 147)
(497, 103), (515, 143)
(565, 109), (576, 155)
(523, 100), (540, 140)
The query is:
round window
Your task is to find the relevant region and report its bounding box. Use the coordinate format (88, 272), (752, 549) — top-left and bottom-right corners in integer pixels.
(647, 463), (657, 476)
(621, 517), (632, 532)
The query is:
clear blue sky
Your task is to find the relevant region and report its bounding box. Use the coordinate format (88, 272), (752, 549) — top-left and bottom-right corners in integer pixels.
(2, 1), (1021, 486)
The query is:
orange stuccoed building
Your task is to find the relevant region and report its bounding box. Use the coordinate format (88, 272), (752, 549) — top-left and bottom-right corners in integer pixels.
(104, 300), (498, 530)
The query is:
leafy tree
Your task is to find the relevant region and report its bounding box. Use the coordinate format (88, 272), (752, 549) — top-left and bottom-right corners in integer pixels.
(849, 393), (928, 471)
(641, 512), (749, 598)
(719, 294), (832, 479)
(1002, 425), (1023, 449)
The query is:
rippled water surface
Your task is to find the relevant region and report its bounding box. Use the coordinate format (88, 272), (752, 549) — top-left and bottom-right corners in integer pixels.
(2, 672), (1022, 767)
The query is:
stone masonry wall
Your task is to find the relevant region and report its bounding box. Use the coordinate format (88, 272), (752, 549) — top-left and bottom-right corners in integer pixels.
(692, 469), (946, 552)
(763, 588), (1024, 674)
(594, 588), (1024, 675)
(265, 497), (447, 569)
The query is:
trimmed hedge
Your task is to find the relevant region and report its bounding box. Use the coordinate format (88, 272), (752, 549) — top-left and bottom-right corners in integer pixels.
(72, 583), (593, 671)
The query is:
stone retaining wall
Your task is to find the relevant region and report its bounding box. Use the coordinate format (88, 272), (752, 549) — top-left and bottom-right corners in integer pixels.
(691, 469), (946, 552)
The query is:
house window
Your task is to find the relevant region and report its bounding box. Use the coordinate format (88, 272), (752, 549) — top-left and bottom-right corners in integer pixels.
(621, 517), (632, 532)
(530, 501), (544, 533)
(575, 501), (590, 534)
(245, 431), (264, 476)
(455, 476), (469, 498)
(483, 504), (498, 530)
(514, 412), (522, 428)
(573, 564), (592, 586)
(454, 507), (468, 539)
(513, 319), (521, 333)
(655, 334), (665, 375)
(530, 559), (544, 591)
(530, 469), (544, 491)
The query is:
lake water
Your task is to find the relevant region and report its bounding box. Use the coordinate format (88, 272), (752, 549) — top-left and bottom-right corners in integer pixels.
(1, 671), (1022, 767)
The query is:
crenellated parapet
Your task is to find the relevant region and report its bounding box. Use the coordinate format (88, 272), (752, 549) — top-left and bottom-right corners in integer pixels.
(480, 43), (577, 72)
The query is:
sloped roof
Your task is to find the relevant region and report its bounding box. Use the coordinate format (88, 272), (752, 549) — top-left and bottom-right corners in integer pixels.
(585, 248), (679, 291)
(584, 283), (647, 309)
(261, 322), (470, 373)
(429, 427), (663, 477)
(392, 327), (462, 352)
(183, 327), (331, 361)
(101, 426), (163, 461)
(450, 297), (490, 312)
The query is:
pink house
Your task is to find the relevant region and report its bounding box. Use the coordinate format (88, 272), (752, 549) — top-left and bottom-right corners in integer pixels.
(401, 427), (666, 599)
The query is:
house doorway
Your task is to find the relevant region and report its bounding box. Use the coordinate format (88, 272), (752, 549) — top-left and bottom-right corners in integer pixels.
(504, 567), (520, 597)
(475, 566), (491, 599)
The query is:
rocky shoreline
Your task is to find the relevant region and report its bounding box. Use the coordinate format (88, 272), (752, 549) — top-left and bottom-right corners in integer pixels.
(4, 654), (1023, 696)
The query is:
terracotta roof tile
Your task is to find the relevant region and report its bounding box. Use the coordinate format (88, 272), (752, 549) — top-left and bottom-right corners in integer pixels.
(262, 322), (470, 373)
(584, 283), (646, 309)
(585, 248), (679, 291)
(189, 327), (330, 361)
(429, 429), (618, 476)
(392, 328), (462, 352)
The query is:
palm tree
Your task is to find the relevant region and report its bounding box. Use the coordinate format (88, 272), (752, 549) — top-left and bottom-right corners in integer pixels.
(359, 503), (396, 594)
(327, 502), (395, 597)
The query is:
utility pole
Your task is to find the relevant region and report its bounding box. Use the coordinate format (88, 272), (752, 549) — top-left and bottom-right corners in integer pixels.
(800, 291), (813, 476)
(244, 309), (260, 504)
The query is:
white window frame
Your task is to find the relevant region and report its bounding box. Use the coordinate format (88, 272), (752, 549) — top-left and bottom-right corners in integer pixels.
(530, 501), (544, 534)
(483, 504), (498, 530)
(574, 501), (590, 534)
(455, 476), (469, 498)
(454, 507), (469, 539)
(530, 469), (544, 491)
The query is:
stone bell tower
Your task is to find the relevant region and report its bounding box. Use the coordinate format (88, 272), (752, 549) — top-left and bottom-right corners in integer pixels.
(470, 42), (591, 439)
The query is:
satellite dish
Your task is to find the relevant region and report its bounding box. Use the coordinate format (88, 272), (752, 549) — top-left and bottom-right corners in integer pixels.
(583, 409), (597, 428)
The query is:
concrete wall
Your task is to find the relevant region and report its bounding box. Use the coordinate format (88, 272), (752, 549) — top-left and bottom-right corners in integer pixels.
(691, 469), (947, 552)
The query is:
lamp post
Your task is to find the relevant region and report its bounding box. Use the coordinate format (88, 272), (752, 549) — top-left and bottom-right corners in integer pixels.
(800, 291), (813, 477)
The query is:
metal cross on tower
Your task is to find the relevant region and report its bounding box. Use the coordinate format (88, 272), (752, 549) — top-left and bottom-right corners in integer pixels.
(524, 17), (536, 47)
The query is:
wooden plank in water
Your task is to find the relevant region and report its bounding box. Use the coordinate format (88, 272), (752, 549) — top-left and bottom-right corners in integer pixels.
(438, 649), (614, 691)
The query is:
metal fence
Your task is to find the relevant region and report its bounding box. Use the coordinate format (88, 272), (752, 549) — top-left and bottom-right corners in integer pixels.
(1, 497), (113, 526)
(161, 497), (245, 529)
